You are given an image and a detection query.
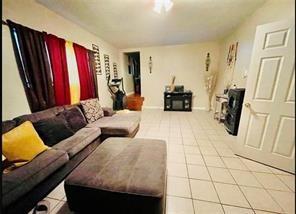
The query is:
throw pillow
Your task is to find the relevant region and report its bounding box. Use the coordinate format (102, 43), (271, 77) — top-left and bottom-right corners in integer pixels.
(2, 121), (48, 167)
(33, 116), (75, 147)
(57, 107), (87, 132)
(80, 98), (104, 123)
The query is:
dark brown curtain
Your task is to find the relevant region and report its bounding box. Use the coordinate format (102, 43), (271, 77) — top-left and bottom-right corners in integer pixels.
(87, 50), (99, 98)
(7, 20), (55, 112)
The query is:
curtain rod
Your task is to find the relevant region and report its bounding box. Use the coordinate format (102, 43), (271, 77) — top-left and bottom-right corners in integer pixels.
(2, 20), (8, 25)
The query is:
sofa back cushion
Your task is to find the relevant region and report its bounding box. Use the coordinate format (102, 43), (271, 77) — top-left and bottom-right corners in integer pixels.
(33, 116), (74, 147)
(57, 107), (87, 132)
(13, 106), (65, 125)
(2, 120), (17, 134)
(80, 98), (104, 123)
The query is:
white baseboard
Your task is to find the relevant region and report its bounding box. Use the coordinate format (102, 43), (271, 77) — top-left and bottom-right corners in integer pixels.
(192, 107), (207, 110)
(142, 106), (207, 111)
(126, 91), (135, 96)
(142, 106), (163, 109)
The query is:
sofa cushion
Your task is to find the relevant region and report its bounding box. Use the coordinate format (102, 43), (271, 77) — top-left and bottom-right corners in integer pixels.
(13, 106), (65, 125)
(52, 127), (101, 158)
(2, 149), (69, 208)
(80, 98), (104, 123)
(57, 107), (87, 132)
(86, 112), (141, 136)
(2, 121), (49, 167)
(33, 116), (75, 147)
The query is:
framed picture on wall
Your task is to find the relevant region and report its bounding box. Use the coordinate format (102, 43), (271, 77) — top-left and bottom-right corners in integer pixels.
(104, 54), (110, 80)
(92, 44), (102, 75)
(113, 62), (118, 79)
(226, 42), (238, 70)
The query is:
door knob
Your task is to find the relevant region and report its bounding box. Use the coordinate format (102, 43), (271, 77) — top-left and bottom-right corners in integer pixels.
(244, 103), (251, 108)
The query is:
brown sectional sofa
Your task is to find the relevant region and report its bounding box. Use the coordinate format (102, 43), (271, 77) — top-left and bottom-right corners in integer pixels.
(2, 103), (141, 214)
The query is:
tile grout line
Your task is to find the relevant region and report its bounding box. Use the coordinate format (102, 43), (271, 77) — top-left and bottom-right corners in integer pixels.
(220, 154), (288, 214)
(219, 154), (259, 213)
(205, 116), (261, 213)
(144, 110), (290, 214)
(274, 174), (295, 192)
(166, 190), (284, 214)
(207, 135), (267, 213)
(166, 173), (286, 191)
(143, 110), (294, 214)
(188, 115), (226, 214)
(193, 114), (256, 213)
(249, 170), (293, 192)
(180, 122), (196, 214)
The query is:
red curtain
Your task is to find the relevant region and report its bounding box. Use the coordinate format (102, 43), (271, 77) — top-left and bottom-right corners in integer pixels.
(73, 43), (95, 100)
(45, 34), (71, 105)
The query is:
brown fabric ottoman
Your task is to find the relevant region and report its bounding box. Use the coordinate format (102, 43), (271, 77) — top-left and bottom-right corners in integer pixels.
(64, 137), (167, 214)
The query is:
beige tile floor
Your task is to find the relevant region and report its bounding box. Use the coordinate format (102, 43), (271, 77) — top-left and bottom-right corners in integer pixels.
(31, 109), (295, 214)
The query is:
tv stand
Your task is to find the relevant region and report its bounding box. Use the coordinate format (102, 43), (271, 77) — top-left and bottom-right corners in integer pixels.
(164, 91), (192, 111)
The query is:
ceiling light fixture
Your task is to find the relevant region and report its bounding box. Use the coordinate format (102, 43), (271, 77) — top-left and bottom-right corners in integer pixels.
(153, 0), (173, 14)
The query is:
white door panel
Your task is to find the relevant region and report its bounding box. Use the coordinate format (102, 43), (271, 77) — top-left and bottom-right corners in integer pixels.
(253, 57), (282, 100)
(235, 20), (295, 173)
(272, 117), (295, 157)
(286, 70), (295, 102)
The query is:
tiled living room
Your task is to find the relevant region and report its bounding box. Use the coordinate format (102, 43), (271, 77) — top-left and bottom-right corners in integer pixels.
(2, 0), (295, 214)
(33, 109), (295, 214)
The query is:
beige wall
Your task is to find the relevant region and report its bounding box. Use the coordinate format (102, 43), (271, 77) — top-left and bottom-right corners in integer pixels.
(2, 26), (31, 120)
(120, 41), (220, 109)
(2, 0), (119, 120)
(121, 54), (134, 95)
(216, 0), (295, 94)
(3, 0), (294, 119)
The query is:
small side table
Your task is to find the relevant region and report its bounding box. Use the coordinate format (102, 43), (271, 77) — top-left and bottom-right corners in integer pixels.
(214, 94), (228, 123)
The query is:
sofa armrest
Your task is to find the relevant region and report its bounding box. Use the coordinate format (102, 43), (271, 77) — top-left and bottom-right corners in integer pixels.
(102, 107), (115, 117)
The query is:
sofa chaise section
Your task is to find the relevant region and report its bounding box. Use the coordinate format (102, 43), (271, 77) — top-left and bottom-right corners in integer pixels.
(66, 102), (141, 139)
(86, 111), (141, 138)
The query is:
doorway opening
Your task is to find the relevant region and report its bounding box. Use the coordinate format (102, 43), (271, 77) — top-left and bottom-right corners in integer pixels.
(125, 52), (141, 95)
(123, 52), (144, 111)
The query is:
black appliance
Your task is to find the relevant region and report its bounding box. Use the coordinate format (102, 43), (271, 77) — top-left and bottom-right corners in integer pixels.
(224, 88), (245, 135)
(164, 91), (192, 111)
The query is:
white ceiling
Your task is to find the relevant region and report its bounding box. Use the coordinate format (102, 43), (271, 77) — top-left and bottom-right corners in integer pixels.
(37, 0), (266, 49)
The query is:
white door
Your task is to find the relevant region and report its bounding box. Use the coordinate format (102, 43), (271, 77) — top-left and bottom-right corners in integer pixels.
(235, 20), (295, 173)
